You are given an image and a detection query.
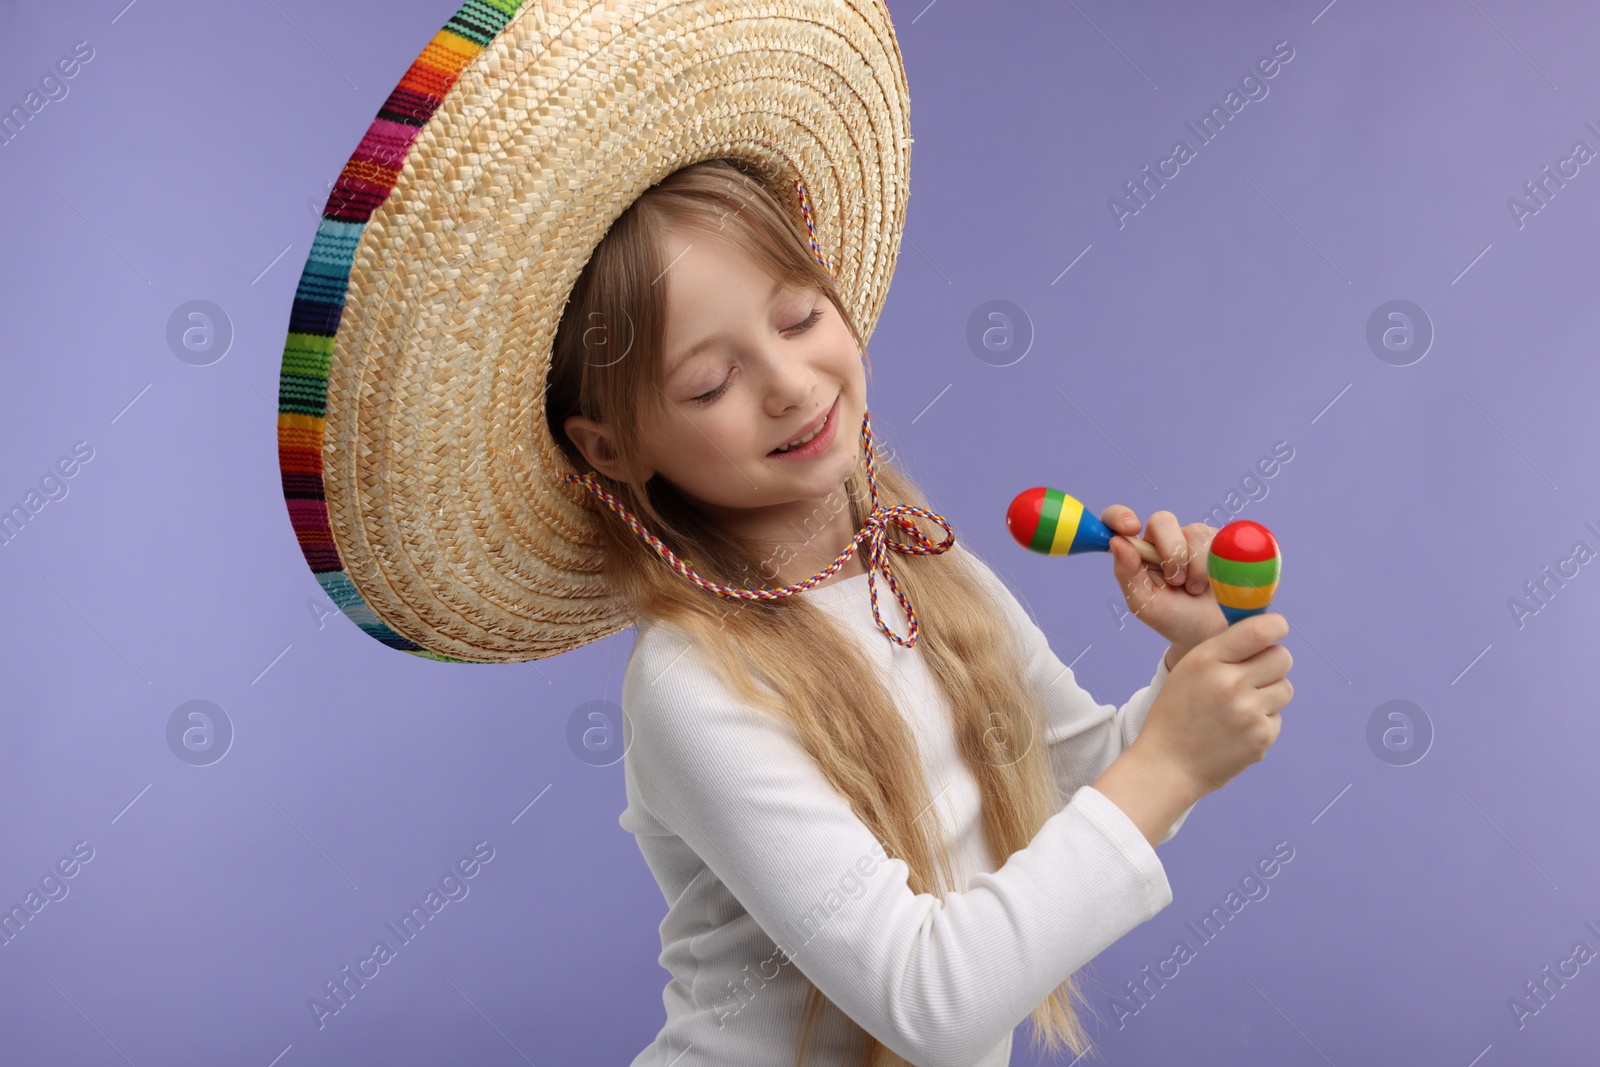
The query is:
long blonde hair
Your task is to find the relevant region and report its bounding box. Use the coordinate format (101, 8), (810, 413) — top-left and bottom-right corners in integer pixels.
(546, 157), (1100, 1064)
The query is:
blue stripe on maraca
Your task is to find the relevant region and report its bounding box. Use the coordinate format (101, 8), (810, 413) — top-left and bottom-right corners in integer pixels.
(1068, 508), (1115, 554)
(1220, 603), (1268, 624)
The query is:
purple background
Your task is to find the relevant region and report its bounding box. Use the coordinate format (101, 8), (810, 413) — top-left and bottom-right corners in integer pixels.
(2, 0), (1597, 1063)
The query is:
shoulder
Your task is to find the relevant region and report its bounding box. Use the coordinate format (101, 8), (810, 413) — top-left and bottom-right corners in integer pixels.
(618, 621), (813, 833)
(622, 618), (694, 691)
(621, 618), (794, 743)
(622, 619), (715, 718)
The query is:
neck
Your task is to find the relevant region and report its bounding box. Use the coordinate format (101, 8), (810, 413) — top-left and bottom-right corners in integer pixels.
(767, 515), (871, 588)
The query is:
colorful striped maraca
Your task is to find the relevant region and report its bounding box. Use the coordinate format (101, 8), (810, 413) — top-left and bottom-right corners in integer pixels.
(1006, 487), (1165, 565)
(1207, 519), (1281, 624)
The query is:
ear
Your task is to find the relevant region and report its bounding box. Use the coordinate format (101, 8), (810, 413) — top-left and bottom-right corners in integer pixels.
(563, 414), (652, 483)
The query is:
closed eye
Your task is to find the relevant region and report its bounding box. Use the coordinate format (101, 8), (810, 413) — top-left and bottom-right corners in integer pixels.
(788, 307), (824, 334)
(689, 306), (826, 406)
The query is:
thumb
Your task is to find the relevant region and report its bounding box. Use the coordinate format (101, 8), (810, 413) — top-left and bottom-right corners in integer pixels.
(1211, 611), (1290, 663)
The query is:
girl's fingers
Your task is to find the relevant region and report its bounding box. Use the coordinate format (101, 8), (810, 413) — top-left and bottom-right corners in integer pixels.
(1101, 504), (1141, 535)
(1143, 510), (1190, 586)
(1109, 536), (1137, 587)
(1111, 537), (1148, 602)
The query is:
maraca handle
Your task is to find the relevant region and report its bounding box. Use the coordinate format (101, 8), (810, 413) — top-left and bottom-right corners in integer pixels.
(1120, 534), (1164, 567)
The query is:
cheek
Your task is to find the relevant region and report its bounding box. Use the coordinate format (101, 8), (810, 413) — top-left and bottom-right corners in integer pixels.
(826, 316), (856, 348)
(676, 410), (746, 459)
(822, 321), (862, 370)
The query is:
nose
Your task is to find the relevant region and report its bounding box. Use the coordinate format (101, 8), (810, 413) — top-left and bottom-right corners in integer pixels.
(759, 342), (818, 417)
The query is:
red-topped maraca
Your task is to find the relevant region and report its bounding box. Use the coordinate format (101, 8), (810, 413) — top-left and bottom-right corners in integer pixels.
(1006, 486), (1164, 564)
(1207, 519), (1281, 623)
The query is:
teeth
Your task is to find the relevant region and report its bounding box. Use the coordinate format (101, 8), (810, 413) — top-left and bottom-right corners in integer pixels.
(776, 411), (827, 452)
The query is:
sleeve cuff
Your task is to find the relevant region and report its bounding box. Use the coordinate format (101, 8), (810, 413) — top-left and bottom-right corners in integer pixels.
(1069, 784), (1173, 918)
(1161, 799), (1198, 844)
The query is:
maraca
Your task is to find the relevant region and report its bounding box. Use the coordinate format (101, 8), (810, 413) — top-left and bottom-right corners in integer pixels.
(1206, 519), (1281, 624)
(1006, 487), (1165, 564)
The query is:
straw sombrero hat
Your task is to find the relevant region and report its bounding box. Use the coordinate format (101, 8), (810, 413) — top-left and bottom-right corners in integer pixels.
(276, 0), (913, 663)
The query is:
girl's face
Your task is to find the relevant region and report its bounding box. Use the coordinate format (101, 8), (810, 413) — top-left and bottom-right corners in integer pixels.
(629, 226), (866, 532)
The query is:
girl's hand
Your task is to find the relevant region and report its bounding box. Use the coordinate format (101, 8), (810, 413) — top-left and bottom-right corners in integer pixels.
(1102, 506), (1229, 660)
(1128, 611), (1293, 800)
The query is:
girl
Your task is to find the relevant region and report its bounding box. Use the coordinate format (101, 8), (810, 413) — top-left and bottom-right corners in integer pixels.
(546, 159), (1294, 1066)
(277, 5), (1292, 1063)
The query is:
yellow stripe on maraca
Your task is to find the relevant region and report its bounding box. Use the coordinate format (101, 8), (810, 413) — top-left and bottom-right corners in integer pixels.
(1210, 577), (1278, 610)
(1047, 493), (1085, 556)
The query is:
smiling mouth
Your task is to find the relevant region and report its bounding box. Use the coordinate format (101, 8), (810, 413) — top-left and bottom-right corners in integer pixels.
(768, 395), (839, 455)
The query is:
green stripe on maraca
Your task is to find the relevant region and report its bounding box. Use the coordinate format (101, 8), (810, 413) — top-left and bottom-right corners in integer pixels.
(1207, 554), (1280, 589)
(1030, 488), (1067, 554)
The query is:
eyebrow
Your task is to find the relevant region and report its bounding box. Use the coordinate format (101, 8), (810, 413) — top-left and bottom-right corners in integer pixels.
(665, 276), (793, 377)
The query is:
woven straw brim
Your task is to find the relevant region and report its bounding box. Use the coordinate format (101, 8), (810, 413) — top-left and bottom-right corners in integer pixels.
(276, 0), (911, 663)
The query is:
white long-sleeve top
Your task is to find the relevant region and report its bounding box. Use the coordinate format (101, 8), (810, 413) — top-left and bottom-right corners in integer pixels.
(618, 548), (1196, 1067)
